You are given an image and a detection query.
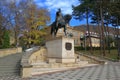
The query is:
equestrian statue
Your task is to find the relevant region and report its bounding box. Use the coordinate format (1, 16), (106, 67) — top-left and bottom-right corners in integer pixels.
(50, 9), (72, 37)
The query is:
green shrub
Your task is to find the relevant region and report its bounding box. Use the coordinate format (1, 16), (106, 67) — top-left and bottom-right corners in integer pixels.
(75, 46), (117, 51)
(2, 30), (10, 48)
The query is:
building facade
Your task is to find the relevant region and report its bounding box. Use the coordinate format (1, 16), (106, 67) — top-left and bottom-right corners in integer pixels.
(84, 32), (100, 47)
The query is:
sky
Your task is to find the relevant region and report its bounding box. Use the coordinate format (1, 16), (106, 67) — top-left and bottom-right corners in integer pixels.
(34, 0), (86, 26)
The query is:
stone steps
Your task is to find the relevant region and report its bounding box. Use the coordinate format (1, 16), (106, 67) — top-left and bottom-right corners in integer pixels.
(32, 67), (69, 75)
(0, 67), (20, 71)
(32, 63), (98, 76)
(31, 61), (90, 75)
(0, 72), (20, 77)
(32, 61), (88, 68)
(0, 69), (20, 72)
(0, 69), (20, 76)
(0, 65), (20, 67)
(0, 53), (23, 76)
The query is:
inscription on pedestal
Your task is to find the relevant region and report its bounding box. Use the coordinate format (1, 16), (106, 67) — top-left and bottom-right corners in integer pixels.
(65, 42), (72, 50)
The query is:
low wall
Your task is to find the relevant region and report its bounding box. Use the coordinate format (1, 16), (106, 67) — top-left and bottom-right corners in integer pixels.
(0, 47), (22, 57)
(29, 47), (47, 64)
(75, 52), (105, 64)
(21, 47), (47, 78)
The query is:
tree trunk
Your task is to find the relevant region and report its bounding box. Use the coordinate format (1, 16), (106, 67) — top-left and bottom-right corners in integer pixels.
(86, 9), (93, 54)
(14, 28), (18, 47)
(95, 0), (102, 55)
(100, 5), (106, 56)
(106, 24), (111, 54)
(116, 18), (120, 60)
(97, 20), (102, 55)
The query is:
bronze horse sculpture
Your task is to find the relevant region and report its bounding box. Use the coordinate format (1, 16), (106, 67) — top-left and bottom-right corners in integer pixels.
(51, 9), (72, 37)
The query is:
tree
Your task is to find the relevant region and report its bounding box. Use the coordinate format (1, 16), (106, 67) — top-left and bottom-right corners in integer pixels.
(89, 0), (116, 56)
(0, 14), (4, 48)
(73, 0), (120, 56)
(107, 0), (120, 58)
(22, 3), (50, 47)
(2, 30), (10, 48)
(0, 1), (7, 48)
(0, 0), (50, 48)
(72, 0), (93, 54)
(0, 0), (23, 47)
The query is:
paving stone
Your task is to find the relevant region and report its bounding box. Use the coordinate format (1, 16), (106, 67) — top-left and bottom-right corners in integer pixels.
(1, 61), (120, 80)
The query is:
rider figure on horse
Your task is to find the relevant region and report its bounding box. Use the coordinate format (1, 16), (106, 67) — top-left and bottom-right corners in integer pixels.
(55, 8), (65, 28)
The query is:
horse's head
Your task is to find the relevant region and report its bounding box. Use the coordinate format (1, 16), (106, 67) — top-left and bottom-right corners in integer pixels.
(64, 14), (72, 24)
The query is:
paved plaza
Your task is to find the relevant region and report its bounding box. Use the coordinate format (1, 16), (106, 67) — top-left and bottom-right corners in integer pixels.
(30, 62), (120, 80)
(0, 62), (120, 80)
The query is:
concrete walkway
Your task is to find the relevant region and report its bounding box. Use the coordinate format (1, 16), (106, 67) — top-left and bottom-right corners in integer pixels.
(0, 61), (120, 80)
(31, 63), (98, 76)
(30, 62), (120, 80)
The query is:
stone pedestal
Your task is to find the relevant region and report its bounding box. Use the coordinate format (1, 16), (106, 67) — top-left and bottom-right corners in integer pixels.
(46, 37), (75, 63)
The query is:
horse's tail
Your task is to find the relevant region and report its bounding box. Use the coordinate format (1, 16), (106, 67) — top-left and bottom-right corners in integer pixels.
(50, 22), (57, 36)
(50, 23), (54, 35)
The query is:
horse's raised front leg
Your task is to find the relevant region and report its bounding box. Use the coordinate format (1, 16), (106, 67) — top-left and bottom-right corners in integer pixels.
(51, 25), (53, 35)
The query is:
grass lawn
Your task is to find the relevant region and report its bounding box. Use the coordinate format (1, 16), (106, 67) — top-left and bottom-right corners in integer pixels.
(78, 49), (119, 61)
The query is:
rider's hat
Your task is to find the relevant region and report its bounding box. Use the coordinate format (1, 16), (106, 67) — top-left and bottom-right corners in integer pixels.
(58, 8), (61, 12)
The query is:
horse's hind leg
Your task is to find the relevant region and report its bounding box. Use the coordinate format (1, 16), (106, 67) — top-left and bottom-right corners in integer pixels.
(64, 26), (67, 36)
(55, 27), (58, 36)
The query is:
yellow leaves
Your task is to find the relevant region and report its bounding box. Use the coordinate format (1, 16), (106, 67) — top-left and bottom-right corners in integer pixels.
(22, 4), (50, 45)
(23, 28), (47, 44)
